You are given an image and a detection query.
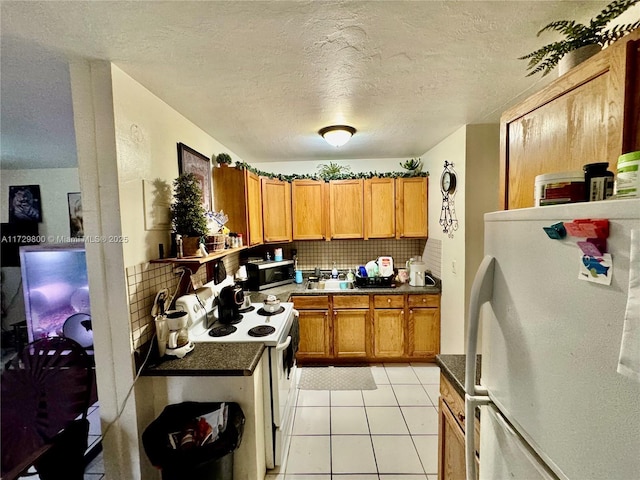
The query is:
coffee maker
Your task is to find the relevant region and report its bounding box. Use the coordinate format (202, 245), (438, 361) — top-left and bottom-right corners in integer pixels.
(218, 285), (244, 324)
(163, 310), (194, 358)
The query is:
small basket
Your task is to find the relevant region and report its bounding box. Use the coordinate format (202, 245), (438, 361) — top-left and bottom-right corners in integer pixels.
(205, 233), (225, 252)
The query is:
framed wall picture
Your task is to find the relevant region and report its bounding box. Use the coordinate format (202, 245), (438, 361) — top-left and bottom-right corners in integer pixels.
(67, 192), (84, 238)
(177, 142), (212, 212)
(8, 185), (42, 223)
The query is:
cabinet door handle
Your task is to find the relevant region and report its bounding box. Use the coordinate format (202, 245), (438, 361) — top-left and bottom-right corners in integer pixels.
(457, 412), (465, 422)
(410, 309), (413, 314)
(387, 298), (391, 303)
(422, 298), (427, 303)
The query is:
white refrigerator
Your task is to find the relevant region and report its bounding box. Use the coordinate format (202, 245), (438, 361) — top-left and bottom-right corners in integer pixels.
(464, 199), (640, 480)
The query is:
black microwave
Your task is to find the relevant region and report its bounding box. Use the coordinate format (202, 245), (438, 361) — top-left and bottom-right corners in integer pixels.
(246, 259), (295, 290)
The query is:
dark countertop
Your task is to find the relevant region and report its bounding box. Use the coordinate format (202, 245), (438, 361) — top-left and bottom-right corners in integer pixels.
(247, 276), (441, 303)
(436, 354), (482, 399)
(142, 342), (265, 377)
(141, 274), (440, 377)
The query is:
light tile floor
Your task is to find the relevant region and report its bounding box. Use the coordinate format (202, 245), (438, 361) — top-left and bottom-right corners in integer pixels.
(268, 363), (440, 480)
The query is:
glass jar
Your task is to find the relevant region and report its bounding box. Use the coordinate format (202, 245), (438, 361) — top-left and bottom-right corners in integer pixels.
(583, 162), (613, 201)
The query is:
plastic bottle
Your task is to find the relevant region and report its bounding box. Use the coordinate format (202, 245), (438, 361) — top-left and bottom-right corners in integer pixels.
(331, 262), (338, 279)
(616, 151), (640, 198)
(347, 269), (355, 282)
(583, 162), (614, 201)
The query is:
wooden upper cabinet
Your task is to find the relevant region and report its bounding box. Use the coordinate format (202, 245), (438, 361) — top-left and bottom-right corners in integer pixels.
(245, 171), (264, 246)
(396, 177), (428, 238)
(500, 28), (640, 210)
(213, 165), (263, 246)
(261, 177), (292, 243)
(364, 177), (395, 239)
(329, 179), (364, 239)
(292, 179), (326, 240)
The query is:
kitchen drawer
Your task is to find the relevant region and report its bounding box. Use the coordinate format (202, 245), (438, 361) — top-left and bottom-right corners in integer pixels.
(291, 295), (329, 309)
(373, 294), (404, 309)
(408, 294), (439, 308)
(333, 295), (369, 309)
(440, 373), (466, 431)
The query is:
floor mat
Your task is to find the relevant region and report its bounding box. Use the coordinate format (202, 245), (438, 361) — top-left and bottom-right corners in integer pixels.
(298, 366), (377, 390)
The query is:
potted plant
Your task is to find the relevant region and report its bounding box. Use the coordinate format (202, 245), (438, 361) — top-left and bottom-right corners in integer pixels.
(400, 158), (423, 173)
(170, 173), (208, 256)
(214, 152), (233, 166)
(520, 0), (640, 77)
(316, 161), (351, 180)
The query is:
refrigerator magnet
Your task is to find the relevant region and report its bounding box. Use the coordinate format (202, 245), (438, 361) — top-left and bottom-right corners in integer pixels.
(579, 253), (613, 285)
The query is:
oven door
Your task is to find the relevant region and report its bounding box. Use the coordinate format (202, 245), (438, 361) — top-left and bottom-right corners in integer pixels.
(267, 315), (298, 467)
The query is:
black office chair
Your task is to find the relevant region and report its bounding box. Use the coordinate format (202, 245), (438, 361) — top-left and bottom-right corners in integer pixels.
(1, 336), (93, 480)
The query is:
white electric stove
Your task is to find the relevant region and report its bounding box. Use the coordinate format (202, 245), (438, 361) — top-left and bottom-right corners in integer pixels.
(174, 279), (298, 470)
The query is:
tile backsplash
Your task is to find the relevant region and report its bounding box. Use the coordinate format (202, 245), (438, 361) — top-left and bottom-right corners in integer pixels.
(126, 252), (241, 349)
(247, 239), (425, 271)
(125, 242), (436, 349)
(423, 238), (442, 278)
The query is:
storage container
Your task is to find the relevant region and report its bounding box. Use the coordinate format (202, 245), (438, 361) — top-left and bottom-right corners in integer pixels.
(616, 151), (640, 198)
(583, 162), (613, 201)
(534, 172), (585, 206)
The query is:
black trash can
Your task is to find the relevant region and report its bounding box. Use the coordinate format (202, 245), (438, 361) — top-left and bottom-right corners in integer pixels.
(143, 402), (245, 480)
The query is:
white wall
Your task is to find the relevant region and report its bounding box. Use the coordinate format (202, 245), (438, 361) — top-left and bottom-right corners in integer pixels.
(0, 168), (80, 237)
(0, 168), (81, 328)
(419, 124), (499, 354)
(464, 125), (499, 335)
(69, 61), (248, 479)
(111, 66), (245, 268)
(420, 126), (467, 353)
(252, 158), (415, 176)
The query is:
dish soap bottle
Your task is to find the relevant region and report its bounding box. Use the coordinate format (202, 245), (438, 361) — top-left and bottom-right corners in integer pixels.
(331, 262), (338, 279)
(347, 268), (355, 282)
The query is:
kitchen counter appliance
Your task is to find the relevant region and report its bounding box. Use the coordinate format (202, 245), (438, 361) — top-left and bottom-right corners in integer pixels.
(175, 279), (298, 469)
(217, 284), (244, 324)
(246, 259), (294, 290)
(465, 199), (640, 479)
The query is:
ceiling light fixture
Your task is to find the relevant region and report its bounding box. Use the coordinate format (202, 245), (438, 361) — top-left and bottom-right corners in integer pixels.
(319, 125), (356, 147)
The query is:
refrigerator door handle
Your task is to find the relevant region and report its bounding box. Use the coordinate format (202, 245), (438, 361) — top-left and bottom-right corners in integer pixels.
(465, 255), (495, 480)
(465, 255), (495, 395)
(465, 393), (491, 480)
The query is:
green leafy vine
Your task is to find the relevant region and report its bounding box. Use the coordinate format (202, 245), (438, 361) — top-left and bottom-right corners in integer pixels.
(232, 161), (428, 181)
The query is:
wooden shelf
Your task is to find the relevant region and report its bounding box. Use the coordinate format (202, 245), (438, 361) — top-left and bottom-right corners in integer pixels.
(150, 246), (248, 268)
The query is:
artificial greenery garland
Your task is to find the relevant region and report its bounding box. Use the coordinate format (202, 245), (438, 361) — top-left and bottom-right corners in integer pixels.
(233, 161), (429, 181)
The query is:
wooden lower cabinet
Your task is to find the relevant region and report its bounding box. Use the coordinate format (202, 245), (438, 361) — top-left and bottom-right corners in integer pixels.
(409, 308), (439, 357)
(297, 309), (331, 359)
(334, 309), (368, 358)
(438, 374), (479, 480)
(439, 396), (466, 480)
(293, 295), (332, 360)
(373, 309), (405, 358)
(294, 293), (440, 363)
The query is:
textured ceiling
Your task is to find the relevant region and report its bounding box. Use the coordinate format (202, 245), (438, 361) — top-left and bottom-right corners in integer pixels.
(0, 1), (623, 169)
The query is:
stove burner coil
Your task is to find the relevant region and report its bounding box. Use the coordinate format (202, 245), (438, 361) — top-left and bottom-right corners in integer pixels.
(238, 305), (256, 313)
(209, 325), (238, 337)
(248, 325), (276, 337)
(256, 306), (285, 316)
